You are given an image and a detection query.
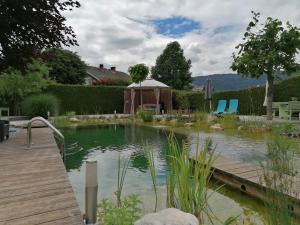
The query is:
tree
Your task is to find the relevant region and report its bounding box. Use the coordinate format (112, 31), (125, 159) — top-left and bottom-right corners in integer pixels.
(0, 0), (80, 71)
(128, 64), (149, 110)
(151, 41), (193, 90)
(0, 59), (50, 115)
(41, 48), (87, 84)
(231, 12), (300, 120)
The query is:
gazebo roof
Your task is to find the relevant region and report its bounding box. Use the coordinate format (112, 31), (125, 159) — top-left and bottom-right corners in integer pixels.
(127, 78), (169, 89)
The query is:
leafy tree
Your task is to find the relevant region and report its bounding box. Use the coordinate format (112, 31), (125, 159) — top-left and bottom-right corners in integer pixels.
(231, 12), (300, 120)
(0, 59), (50, 115)
(151, 41), (193, 90)
(41, 48), (87, 84)
(128, 64), (149, 109)
(0, 0), (80, 71)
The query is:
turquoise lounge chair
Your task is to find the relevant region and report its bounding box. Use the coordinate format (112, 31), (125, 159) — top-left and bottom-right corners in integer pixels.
(224, 99), (239, 115)
(213, 100), (227, 115)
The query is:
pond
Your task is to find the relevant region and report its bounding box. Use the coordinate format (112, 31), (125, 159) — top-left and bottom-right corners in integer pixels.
(62, 124), (300, 224)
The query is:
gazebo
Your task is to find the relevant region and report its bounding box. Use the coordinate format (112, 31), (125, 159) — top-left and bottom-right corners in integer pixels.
(124, 78), (172, 115)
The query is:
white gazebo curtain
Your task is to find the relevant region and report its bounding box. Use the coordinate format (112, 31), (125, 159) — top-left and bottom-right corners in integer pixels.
(130, 89), (135, 114)
(154, 88), (160, 115)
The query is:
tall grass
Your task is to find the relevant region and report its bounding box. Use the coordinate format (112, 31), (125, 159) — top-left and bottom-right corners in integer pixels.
(144, 145), (158, 212)
(116, 154), (130, 207)
(260, 136), (298, 225)
(165, 133), (217, 223)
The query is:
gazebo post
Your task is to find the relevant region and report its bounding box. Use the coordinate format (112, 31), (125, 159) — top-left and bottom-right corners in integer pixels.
(130, 88), (135, 115)
(154, 88), (160, 115)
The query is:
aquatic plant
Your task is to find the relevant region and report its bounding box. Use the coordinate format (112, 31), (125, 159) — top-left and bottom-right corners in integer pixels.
(97, 194), (142, 225)
(260, 136), (298, 225)
(144, 145), (158, 212)
(193, 111), (208, 123)
(137, 110), (153, 122)
(116, 154), (130, 207)
(166, 133), (217, 223)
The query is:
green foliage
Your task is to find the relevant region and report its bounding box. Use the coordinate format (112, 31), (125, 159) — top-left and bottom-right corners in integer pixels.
(231, 11), (300, 77)
(193, 111), (208, 123)
(97, 195), (142, 225)
(0, 1), (79, 71)
(231, 11), (300, 119)
(41, 48), (87, 84)
(261, 137), (297, 225)
(137, 110), (153, 122)
(0, 59), (50, 114)
(22, 94), (59, 118)
(173, 76), (300, 115)
(128, 64), (149, 84)
(45, 84), (125, 115)
(166, 134), (217, 222)
(144, 145), (158, 212)
(152, 41), (193, 90)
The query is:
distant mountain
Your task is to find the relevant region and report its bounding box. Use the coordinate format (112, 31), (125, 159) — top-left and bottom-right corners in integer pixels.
(193, 73), (268, 91)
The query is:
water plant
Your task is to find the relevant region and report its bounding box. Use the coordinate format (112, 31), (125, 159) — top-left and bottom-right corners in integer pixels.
(116, 154), (130, 207)
(144, 145), (158, 212)
(98, 194), (142, 225)
(165, 133), (218, 223)
(137, 110), (153, 122)
(260, 136), (298, 225)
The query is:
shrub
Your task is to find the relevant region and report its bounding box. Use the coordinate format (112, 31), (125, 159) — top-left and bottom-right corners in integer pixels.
(137, 110), (153, 122)
(97, 195), (142, 225)
(22, 94), (59, 118)
(46, 84), (125, 115)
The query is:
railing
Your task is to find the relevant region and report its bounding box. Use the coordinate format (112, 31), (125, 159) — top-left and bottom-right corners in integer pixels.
(27, 117), (65, 162)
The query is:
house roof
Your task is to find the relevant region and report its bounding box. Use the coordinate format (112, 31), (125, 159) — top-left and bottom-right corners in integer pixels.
(86, 66), (129, 81)
(127, 78), (169, 89)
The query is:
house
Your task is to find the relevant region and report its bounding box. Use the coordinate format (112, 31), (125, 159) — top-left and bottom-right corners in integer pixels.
(85, 64), (130, 85)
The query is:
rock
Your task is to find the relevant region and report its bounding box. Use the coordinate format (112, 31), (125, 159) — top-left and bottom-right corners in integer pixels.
(134, 208), (199, 225)
(210, 123), (224, 131)
(184, 122), (193, 127)
(69, 117), (79, 122)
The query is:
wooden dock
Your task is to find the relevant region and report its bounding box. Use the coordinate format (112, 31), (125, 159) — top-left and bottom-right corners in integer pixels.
(0, 127), (84, 225)
(197, 155), (300, 215)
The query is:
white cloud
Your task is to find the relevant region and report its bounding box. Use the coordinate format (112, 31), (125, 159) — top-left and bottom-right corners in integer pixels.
(64, 0), (300, 76)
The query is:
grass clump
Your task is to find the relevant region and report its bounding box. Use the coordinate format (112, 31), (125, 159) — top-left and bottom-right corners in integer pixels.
(166, 134), (217, 223)
(260, 136), (298, 225)
(22, 94), (59, 118)
(137, 110), (153, 122)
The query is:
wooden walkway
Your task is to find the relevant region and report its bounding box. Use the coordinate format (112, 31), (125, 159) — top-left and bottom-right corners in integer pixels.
(196, 155), (300, 215)
(0, 128), (84, 225)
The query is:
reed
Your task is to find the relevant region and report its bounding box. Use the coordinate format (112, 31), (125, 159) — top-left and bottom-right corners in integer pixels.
(166, 133), (217, 223)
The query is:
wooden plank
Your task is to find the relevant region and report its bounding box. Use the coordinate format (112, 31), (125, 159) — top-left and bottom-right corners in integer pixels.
(0, 128), (84, 225)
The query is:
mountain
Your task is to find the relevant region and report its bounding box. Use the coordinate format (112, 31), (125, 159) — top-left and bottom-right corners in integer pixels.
(193, 73), (268, 91)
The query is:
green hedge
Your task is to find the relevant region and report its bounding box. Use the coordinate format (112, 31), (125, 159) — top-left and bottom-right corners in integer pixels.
(45, 84), (125, 115)
(173, 76), (300, 115)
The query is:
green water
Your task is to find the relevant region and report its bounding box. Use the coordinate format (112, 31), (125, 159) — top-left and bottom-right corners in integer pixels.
(62, 124), (300, 224)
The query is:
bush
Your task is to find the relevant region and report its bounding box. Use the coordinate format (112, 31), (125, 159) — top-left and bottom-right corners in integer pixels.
(22, 94), (59, 118)
(46, 84), (125, 115)
(137, 110), (153, 122)
(173, 76), (300, 116)
(97, 195), (142, 225)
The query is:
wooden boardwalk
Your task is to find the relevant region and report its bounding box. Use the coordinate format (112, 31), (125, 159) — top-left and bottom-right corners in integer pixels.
(196, 155), (300, 215)
(0, 128), (84, 225)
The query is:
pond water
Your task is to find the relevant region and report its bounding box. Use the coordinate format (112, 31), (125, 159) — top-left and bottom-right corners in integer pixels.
(62, 124), (300, 224)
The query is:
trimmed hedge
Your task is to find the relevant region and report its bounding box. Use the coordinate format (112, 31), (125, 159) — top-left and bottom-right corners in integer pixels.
(45, 84), (125, 115)
(173, 76), (300, 115)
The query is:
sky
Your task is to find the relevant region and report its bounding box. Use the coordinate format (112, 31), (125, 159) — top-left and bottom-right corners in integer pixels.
(64, 0), (300, 76)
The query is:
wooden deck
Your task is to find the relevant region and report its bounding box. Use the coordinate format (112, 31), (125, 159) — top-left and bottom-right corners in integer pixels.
(0, 128), (84, 225)
(194, 155), (300, 215)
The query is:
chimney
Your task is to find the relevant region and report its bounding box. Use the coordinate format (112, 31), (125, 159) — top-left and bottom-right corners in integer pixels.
(110, 66), (116, 72)
(99, 64), (104, 69)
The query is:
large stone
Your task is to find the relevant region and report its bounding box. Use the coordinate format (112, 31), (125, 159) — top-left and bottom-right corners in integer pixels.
(134, 208), (199, 225)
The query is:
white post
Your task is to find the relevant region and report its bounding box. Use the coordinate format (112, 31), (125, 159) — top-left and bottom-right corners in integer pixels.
(85, 161), (98, 224)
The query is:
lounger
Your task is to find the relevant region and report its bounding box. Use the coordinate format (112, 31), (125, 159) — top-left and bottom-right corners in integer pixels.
(213, 100), (227, 115)
(224, 99), (239, 115)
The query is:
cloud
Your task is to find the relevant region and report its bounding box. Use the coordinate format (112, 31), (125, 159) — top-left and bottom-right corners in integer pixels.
(64, 0), (300, 76)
